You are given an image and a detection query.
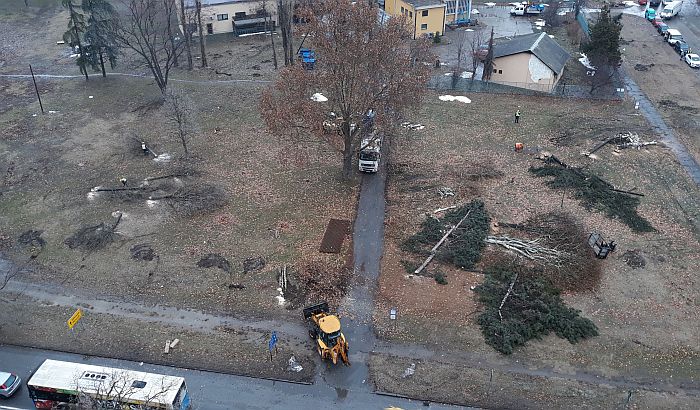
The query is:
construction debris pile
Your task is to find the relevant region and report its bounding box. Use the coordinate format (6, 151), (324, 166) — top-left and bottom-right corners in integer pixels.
(582, 132), (657, 157)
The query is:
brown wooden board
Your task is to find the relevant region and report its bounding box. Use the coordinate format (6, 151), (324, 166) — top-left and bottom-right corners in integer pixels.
(319, 219), (351, 253)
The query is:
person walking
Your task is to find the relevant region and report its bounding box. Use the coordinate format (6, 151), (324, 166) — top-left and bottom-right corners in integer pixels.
(119, 177), (127, 187)
(514, 109), (521, 124)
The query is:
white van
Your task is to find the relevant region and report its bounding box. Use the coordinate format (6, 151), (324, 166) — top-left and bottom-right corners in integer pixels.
(660, 1), (682, 19)
(666, 29), (684, 45)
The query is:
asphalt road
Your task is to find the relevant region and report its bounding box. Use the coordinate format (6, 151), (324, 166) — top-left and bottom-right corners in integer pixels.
(320, 138), (388, 392)
(0, 344), (463, 410)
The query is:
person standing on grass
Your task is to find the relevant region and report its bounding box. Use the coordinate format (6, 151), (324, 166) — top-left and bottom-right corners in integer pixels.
(515, 109), (521, 124)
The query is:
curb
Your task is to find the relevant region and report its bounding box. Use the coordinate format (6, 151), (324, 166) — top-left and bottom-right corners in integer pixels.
(0, 342), (313, 386)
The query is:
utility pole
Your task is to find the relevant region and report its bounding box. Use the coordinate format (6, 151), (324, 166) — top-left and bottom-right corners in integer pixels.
(29, 64), (44, 114)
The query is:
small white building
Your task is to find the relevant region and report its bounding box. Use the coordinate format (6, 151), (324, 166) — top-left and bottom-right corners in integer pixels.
(178, 0), (277, 37)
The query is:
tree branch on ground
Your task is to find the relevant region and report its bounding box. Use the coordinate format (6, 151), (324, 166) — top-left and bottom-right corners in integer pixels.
(486, 236), (568, 264)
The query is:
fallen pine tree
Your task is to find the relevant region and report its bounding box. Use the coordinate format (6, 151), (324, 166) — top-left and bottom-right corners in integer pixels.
(474, 264), (599, 355)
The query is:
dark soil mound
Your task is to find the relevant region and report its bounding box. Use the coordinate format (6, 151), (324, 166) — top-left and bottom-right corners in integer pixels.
(130, 244), (156, 261)
(197, 253), (231, 273)
(18, 230), (46, 248)
(622, 249), (646, 269)
(243, 256), (266, 273)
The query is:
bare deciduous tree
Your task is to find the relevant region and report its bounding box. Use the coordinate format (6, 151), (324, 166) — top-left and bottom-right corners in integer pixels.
(260, 0), (278, 69)
(542, 1), (563, 28)
(452, 30), (467, 89)
(195, 0), (208, 68)
(165, 0), (179, 67)
(179, 0), (194, 70)
(277, 0), (294, 65)
(468, 28), (486, 82)
(115, 0), (183, 96)
(165, 89), (195, 156)
(260, 0), (432, 179)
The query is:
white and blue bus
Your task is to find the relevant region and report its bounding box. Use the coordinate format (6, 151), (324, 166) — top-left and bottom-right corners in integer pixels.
(27, 359), (191, 410)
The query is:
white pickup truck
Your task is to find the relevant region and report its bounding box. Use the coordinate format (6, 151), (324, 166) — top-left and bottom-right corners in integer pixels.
(510, 3), (545, 16)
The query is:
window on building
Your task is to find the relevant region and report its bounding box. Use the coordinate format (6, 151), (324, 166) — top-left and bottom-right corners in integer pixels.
(422, 10), (428, 17)
(409, 11), (412, 18)
(421, 23), (428, 30)
(217, 13), (228, 21)
(493, 69), (497, 73)
(206, 23), (213, 35)
(498, 70), (503, 74)
(401, 6), (404, 14)
(235, 12), (246, 19)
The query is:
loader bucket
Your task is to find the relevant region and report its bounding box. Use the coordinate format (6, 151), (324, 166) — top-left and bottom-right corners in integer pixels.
(303, 301), (329, 319)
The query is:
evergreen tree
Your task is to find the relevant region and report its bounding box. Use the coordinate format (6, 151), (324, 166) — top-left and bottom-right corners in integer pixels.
(582, 5), (622, 67)
(82, 0), (119, 77)
(62, 0), (89, 80)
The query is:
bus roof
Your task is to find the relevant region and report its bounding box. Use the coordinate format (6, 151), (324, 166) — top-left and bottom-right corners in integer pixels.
(28, 359), (185, 406)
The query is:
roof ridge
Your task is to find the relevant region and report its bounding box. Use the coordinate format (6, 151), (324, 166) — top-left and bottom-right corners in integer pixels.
(529, 32), (546, 52)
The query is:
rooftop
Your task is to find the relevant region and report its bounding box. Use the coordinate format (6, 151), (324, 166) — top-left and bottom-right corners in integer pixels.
(405, 0), (447, 9)
(493, 32), (570, 75)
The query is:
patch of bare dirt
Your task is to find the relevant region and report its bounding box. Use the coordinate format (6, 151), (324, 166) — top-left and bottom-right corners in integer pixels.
(197, 253), (231, 273)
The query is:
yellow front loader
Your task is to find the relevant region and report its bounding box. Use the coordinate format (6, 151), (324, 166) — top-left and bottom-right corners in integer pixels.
(303, 302), (350, 366)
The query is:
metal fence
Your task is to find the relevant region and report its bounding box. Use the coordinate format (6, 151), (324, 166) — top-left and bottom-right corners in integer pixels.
(428, 75), (623, 100)
(576, 11), (591, 38)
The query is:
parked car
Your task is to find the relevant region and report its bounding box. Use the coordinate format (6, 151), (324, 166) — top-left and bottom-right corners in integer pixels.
(0, 372), (21, 398)
(638, 0), (647, 5)
(649, 0), (661, 6)
(665, 28), (684, 45)
(645, 8), (656, 20)
(657, 22), (669, 35)
(651, 17), (664, 27)
(674, 41), (689, 55)
(685, 53), (700, 68)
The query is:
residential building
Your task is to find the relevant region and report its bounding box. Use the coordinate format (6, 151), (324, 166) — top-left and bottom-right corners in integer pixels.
(178, 0), (276, 37)
(384, 0), (446, 39)
(489, 32), (570, 93)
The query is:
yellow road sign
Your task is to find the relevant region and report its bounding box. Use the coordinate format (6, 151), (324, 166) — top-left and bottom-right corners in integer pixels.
(67, 308), (83, 329)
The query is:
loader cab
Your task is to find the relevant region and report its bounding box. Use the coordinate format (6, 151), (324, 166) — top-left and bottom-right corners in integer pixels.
(318, 315), (342, 346)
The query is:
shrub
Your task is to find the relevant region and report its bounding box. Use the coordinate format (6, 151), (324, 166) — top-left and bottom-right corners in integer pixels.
(434, 271), (448, 285)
